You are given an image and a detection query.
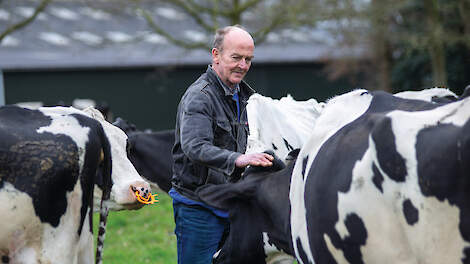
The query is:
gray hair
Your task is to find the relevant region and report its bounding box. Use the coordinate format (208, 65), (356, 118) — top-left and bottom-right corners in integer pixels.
(212, 24), (247, 51)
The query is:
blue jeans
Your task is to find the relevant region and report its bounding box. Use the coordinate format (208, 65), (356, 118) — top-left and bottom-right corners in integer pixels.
(173, 201), (229, 264)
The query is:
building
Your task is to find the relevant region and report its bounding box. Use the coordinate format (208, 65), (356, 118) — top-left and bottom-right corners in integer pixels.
(0, 0), (366, 130)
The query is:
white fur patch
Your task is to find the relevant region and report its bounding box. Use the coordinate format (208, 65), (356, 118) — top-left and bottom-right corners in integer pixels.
(394, 87), (457, 102)
(246, 94), (323, 161)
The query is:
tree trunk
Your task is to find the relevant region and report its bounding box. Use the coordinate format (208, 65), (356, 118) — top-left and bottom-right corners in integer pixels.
(424, 0), (448, 87)
(459, 0), (470, 38)
(370, 0), (393, 92)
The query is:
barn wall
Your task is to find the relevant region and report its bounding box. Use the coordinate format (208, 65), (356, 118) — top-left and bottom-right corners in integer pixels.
(4, 63), (361, 131)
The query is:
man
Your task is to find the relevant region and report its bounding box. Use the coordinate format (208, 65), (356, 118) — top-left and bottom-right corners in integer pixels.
(170, 25), (274, 264)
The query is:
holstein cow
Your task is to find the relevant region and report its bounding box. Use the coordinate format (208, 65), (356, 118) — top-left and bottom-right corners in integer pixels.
(197, 89), (470, 264)
(0, 105), (150, 264)
(244, 89), (458, 264)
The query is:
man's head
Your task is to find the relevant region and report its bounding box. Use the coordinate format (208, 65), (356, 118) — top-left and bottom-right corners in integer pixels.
(211, 25), (254, 89)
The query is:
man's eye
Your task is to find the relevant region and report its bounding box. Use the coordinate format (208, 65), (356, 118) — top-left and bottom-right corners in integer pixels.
(232, 56), (241, 61)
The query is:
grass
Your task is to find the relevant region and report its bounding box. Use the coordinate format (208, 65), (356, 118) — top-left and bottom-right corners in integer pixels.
(93, 192), (177, 264)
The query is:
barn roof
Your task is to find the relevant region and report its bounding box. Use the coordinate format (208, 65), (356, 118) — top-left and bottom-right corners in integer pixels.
(0, 0), (367, 71)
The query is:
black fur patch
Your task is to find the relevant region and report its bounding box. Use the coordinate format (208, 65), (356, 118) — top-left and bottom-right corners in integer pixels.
(372, 117), (407, 182)
(272, 143), (278, 150)
(403, 199), (419, 225)
(301, 155), (309, 180)
(283, 138), (294, 151)
(372, 163), (384, 193)
(343, 213), (367, 264)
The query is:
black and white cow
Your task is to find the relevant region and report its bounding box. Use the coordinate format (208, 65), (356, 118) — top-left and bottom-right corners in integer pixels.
(0, 105), (150, 263)
(198, 89), (470, 264)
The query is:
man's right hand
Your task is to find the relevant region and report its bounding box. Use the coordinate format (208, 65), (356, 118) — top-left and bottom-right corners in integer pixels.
(235, 153), (274, 168)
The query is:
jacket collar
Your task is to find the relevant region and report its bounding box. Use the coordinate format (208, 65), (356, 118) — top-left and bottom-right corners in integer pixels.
(206, 65), (255, 98)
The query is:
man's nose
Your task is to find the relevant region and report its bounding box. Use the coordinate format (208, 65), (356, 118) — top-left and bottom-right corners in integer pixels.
(238, 58), (250, 69)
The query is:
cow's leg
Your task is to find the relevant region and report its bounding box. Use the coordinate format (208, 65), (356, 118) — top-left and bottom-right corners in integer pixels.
(77, 211), (94, 264)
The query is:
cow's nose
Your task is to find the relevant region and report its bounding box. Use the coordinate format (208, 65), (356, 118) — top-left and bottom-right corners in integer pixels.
(131, 183), (151, 199)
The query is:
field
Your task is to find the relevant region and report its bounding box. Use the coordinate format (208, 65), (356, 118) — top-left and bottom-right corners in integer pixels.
(93, 192), (177, 263)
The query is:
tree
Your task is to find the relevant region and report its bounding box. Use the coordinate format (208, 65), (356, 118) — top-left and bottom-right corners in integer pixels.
(135, 0), (310, 49)
(0, 0), (52, 43)
(307, 0), (470, 93)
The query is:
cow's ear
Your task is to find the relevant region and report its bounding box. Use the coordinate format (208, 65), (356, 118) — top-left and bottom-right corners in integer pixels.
(242, 150), (286, 177)
(286, 148), (300, 161)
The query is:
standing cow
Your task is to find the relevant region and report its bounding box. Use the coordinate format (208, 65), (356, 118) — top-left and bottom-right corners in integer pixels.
(198, 89), (470, 264)
(0, 105), (150, 264)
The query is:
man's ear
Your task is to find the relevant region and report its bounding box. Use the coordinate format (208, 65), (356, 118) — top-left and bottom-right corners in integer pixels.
(212, 48), (220, 64)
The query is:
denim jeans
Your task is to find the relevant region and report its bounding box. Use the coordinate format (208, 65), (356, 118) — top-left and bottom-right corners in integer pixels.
(173, 201), (229, 264)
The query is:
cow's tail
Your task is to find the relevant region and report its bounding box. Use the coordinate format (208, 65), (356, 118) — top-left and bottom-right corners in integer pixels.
(95, 125), (112, 264)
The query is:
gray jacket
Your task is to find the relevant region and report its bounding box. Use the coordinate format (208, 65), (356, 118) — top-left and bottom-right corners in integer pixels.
(172, 66), (255, 201)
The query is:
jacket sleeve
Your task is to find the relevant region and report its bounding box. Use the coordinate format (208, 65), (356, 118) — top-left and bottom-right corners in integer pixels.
(179, 90), (242, 176)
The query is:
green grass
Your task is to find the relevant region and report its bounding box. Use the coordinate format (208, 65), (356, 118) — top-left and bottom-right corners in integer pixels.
(93, 192), (177, 264)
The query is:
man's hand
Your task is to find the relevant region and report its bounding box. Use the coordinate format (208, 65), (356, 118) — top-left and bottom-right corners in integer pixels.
(235, 153), (274, 168)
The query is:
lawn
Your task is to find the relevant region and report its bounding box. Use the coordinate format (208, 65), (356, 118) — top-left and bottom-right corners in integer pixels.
(93, 192), (177, 264)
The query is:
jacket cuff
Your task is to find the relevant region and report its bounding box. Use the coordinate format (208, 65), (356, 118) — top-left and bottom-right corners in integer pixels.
(226, 152), (242, 175)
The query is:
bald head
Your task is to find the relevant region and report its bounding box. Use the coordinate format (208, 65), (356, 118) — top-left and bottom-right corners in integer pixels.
(213, 25), (254, 52)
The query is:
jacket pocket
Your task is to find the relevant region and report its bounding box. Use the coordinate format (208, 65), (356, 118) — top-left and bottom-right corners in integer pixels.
(213, 120), (235, 150)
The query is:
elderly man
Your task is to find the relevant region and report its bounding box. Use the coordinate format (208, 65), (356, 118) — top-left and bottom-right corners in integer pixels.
(170, 25), (273, 264)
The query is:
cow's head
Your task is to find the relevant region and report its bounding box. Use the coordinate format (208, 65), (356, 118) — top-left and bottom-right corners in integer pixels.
(197, 150), (295, 263)
(112, 117), (138, 135)
(246, 94), (323, 162)
(84, 108), (150, 211)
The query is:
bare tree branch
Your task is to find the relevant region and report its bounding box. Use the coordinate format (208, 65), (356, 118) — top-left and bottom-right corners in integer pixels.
(160, 0), (216, 31)
(0, 0), (52, 43)
(236, 0), (262, 13)
(252, 13), (287, 45)
(139, 8), (210, 50)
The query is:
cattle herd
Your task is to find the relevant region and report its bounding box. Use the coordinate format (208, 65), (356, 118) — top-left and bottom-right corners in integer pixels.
(1, 86), (469, 264)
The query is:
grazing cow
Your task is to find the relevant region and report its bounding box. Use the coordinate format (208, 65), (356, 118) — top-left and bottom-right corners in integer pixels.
(0, 105), (150, 264)
(197, 89), (470, 264)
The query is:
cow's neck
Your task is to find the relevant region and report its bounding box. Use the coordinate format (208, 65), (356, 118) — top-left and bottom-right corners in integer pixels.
(257, 163), (296, 255)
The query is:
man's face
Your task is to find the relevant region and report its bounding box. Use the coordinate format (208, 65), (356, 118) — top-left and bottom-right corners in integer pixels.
(212, 29), (254, 88)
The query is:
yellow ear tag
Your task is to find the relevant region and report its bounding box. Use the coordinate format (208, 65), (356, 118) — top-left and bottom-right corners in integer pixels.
(135, 191), (159, 205)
